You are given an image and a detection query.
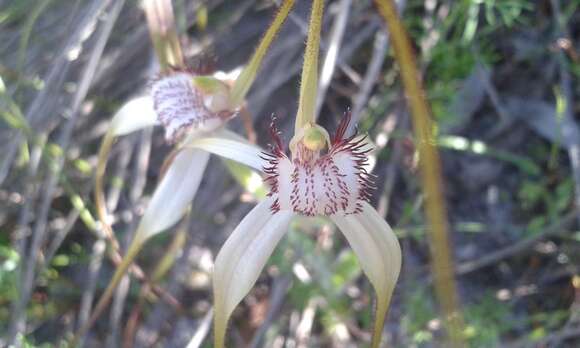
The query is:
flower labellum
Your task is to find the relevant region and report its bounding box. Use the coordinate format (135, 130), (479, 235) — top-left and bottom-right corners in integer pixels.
(151, 70), (237, 142)
(264, 113), (373, 216)
(213, 113), (402, 348)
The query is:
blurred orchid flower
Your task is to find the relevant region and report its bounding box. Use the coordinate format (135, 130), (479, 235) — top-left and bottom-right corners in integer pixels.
(213, 114), (402, 348)
(96, 67), (266, 259)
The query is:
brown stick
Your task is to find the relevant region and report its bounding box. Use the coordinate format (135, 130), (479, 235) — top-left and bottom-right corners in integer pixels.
(374, 0), (465, 346)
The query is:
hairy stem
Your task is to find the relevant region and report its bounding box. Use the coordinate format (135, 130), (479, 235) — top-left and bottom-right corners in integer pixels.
(295, 0), (324, 132)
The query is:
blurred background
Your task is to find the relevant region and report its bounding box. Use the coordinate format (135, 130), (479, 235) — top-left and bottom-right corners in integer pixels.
(1, 0), (580, 347)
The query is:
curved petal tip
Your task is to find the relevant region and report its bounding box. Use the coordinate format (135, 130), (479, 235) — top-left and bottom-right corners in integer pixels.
(331, 202), (401, 348)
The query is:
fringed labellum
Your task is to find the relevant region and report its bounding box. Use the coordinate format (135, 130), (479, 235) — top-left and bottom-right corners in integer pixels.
(151, 70), (237, 142)
(263, 113), (374, 216)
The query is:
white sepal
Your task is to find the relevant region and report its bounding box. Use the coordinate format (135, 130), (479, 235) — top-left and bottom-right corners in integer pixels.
(184, 131), (266, 172)
(110, 96), (158, 136)
(212, 128), (252, 142)
(213, 198), (293, 348)
(331, 202), (401, 348)
(136, 148), (209, 241)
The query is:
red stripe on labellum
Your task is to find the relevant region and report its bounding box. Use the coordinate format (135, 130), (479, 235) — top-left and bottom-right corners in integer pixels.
(262, 113), (374, 216)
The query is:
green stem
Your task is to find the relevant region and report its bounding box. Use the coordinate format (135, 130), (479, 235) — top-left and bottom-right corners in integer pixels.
(230, 0), (295, 107)
(374, 0), (465, 346)
(295, 0), (325, 132)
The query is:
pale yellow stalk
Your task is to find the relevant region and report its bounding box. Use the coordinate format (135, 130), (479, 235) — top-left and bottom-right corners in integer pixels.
(374, 0), (465, 346)
(123, 220), (187, 348)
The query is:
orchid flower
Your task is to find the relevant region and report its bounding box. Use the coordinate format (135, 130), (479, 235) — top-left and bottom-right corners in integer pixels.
(78, 0), (295, 339)
(213, 1), (401, 347)
(213, 115), (402, 348)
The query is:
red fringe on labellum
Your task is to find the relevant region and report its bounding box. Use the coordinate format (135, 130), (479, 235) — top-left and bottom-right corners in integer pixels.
(332, 109), (351, 145)
(261, 116), (286, 213)
(262, 112), (375, 216)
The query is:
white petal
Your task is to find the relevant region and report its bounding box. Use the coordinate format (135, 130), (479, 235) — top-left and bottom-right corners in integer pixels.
(136, 148), (209, 241)
(331, 202), (401, 348)
(213, 199), (293, 348)
(212, 128), (251, 142)
(110, 96), (158, 136)
(185, 134), (266, 172)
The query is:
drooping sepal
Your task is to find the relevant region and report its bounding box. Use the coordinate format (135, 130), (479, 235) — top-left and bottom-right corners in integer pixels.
(213, 198), (293, 348)
(137, 148), (210, 241)
(331, 202), (401, 348)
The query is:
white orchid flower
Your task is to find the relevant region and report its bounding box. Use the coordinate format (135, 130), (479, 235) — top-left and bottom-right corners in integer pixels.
(213, 114), (402, 348)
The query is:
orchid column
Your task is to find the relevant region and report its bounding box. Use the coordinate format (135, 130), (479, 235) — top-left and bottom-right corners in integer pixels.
(212, 1), (402, 347)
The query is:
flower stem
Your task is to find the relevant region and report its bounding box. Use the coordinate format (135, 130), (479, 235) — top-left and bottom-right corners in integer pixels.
(295, 0), (325, 132)
(374, 0), (465, 346)
(95, 129), (121, 253)
(230, 0), (295, 108)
